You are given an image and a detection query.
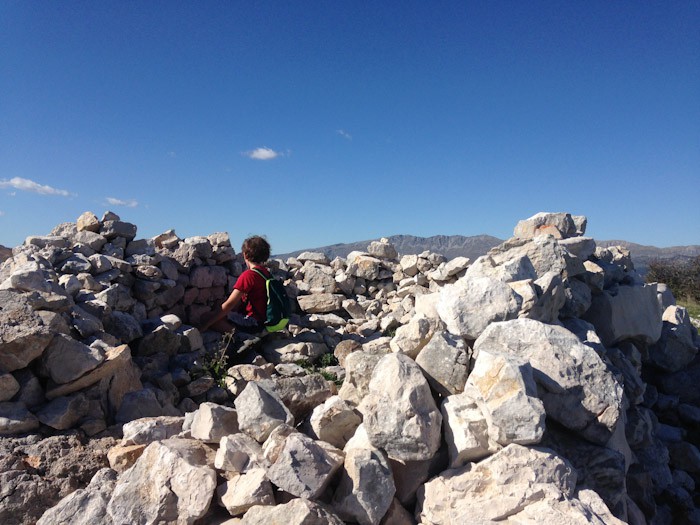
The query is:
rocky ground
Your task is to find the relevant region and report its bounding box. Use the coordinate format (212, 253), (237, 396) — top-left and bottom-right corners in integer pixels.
(1, 210), (699, 524)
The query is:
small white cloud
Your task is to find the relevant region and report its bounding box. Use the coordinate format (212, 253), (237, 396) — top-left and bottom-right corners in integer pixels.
(167, 151), (177, 158)
(244, 147), (281, 160)
(0, 210), (5, 216)
(336, 129), (352, 140)
(105, 197), (138, 208)
(0, 177), (71, 196)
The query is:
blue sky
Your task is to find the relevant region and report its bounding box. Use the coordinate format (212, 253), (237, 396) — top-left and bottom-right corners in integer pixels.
(1, 1), (698, 254)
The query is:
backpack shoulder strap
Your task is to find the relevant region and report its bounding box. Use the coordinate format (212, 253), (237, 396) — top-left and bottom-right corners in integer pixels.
(251, 267), (271, 281)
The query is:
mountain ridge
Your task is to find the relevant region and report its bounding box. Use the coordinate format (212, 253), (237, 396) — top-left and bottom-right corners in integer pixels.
(276, 234), (700, 275)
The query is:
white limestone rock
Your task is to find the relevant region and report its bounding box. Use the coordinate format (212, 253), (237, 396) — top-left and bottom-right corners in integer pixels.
(240, 498), (344, 524)
(437, 276), (521, 340)
(215, 433), (269, 473)
(359, 353), (442, 461)
(367, 238), (398, 260)
(416, 444), (578, 524)
(441, 385), (498, 467)
(309, 395), (362, 449)
(466, 349), (545, 446)
(121, 416), (185, 446)
(0, 289), (54, 372)
(648, 305), (698, 372)
(474, 318), (623, 444)
(514, 212), (580, 240)
(260, 339), (328, 364)
(266, 433), (345, 499)
(217, 468), (275, 517)
(297, 293), (344, 314)
(338, 350), (386, 407)
(190, 402), (239, 443)
(106, 438), (216, 525)
(390, 315), (437, 359)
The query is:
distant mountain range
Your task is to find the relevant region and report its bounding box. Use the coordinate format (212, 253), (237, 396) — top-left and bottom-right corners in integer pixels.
(277, 235), (700, 275)
(2, 235), (698, 276)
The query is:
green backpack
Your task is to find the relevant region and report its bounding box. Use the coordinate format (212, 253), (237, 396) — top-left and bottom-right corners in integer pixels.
(251, 268), (291, 332)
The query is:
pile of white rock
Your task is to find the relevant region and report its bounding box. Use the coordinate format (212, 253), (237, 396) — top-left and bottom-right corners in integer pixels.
(0, 211), (698, 525)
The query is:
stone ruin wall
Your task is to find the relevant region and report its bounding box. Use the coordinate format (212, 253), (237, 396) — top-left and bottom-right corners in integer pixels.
(0, 210), (699, 524)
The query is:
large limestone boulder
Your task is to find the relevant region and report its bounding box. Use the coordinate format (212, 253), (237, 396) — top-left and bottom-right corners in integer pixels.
(215, 433), (269, 473)
(359, 353), (442, 461)
(437, 276), (521, 340)
(474, 318), (623, 444)
(466, 348), (545, 446)
(583, 284), (662, 347)
(106, 438), (216, 525)
(0, 290), (53, 372)
(416, 444), (624, 524)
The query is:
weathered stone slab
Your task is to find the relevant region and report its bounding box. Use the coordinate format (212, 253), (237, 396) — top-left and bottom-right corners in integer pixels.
(45, 344), (132, 400)
(0, 290), (53, 372)
(234, 382), (294, 442)
(415, 330), (470, 396)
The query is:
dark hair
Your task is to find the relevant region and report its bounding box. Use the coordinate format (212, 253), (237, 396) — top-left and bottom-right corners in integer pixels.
(241, 236), (270, 264)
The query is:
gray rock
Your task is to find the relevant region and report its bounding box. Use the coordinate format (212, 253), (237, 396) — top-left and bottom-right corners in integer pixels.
(266, 432), (344, 499)
(0, 373), (20, 402)
(260, 338), (327, 364)
(42, 334), (105, 384)
(100, 220), (137, 241)
(36, 394), (89, 430)
(37, 468), (116, 525)
(267, 374), (335, 420)
(332, 447), (396, 525)
(338, 351), (386, 407)
(359, 353), (442, 461)
(583, 283), (662, 347)
(0, 290), (53, 372)
(0, 401), (40, 435)
(297, 293), (344, 314)
(234, 382), (294, 442)
(367, 238), (398, 260)
(415, 330), (470, 396)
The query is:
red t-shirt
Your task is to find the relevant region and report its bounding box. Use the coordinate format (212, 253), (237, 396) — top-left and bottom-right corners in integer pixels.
(233, 266), (270, 324)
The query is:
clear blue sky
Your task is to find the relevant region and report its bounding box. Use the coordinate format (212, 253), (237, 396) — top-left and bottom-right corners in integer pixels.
(1, 1), (698, 254)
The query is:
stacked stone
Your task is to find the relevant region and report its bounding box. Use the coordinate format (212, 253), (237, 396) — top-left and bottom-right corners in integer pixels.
(2, 210), (700, 525)
(0, 211), (241, 440)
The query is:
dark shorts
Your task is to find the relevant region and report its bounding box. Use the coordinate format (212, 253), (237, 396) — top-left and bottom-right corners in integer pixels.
(227, 312), (264, 334)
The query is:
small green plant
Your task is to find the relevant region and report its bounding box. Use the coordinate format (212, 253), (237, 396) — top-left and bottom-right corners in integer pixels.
(294, 354), (343, 387)
(197, 331), (234, 388)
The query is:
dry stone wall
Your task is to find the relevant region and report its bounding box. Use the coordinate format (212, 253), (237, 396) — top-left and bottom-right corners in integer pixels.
(0, 210), (699, 524)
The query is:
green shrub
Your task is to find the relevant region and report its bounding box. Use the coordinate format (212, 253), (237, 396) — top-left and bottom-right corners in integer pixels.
(646, 256), (700, 304)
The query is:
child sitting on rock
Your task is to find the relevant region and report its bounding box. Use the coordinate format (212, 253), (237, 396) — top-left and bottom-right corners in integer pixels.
(199, 235), (273, 334)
